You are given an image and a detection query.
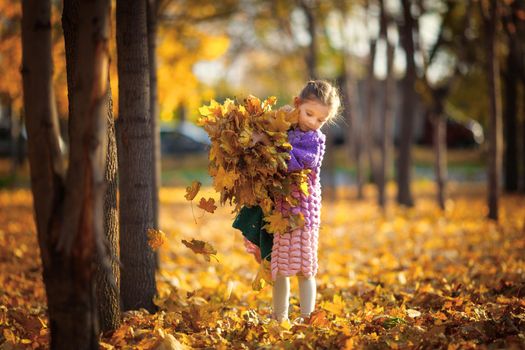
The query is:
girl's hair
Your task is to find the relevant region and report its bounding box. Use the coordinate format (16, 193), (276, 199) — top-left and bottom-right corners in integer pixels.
(299, 80), (341, 121)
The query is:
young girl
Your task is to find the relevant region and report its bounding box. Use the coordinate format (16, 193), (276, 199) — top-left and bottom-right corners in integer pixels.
(233, 80), (341, 324)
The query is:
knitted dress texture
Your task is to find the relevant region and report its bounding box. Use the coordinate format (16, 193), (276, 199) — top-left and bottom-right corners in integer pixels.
(243, 128), (326, 281)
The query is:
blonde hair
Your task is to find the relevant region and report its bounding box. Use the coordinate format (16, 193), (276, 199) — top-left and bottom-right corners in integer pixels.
(299, 80), (341, 122)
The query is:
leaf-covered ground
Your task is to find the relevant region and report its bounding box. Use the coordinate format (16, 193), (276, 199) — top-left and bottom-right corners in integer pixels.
(1, 182), (524, 349)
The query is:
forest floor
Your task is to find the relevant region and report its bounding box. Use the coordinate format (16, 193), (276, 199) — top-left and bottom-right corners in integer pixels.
(0, 183), (524, 349)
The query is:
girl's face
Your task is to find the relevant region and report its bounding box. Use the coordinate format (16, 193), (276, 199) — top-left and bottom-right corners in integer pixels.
(295, 98), (331, 132)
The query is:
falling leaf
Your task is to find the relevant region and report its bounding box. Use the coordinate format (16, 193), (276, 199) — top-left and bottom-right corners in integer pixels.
(147, 228), (166, 250)
(181, 239), (218, 262)
(184, 181), (201, 201)
(197, 197), (217, 213)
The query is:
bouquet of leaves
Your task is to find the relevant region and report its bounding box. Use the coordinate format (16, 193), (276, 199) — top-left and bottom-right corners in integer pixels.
(197, 95), (310, 234)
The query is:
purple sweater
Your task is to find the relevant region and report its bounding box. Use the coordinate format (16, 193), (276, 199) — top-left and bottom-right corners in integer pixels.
(275, 127), (326, 228)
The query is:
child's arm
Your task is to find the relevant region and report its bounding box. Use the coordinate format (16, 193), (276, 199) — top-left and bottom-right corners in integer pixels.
(287, 130), (324, 172)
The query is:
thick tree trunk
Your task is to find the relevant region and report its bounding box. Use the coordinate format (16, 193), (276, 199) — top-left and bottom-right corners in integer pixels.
(484, 0), (503, 220)
(503, 52), (518, 192)
(22, 0), (110, 348)
(96, 84), (121, 332)
(147, 0), (161, 270)
(116, 0), (157, 312)
(397, 0), (416, 207)
(62, 0), (121, 333)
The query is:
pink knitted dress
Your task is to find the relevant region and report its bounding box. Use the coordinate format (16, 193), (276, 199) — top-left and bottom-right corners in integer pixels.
(243, 128), (326, 281)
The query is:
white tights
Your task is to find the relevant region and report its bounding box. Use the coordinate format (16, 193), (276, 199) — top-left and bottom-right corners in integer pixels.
(272, 274), (316, 321)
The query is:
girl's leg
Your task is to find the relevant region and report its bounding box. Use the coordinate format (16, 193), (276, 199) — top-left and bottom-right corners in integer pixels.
(272, 274), (290, 321)
(298, 275), (316, 317)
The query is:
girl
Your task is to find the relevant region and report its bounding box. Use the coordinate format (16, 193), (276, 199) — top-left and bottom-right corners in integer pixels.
(233, 80), (341, 324)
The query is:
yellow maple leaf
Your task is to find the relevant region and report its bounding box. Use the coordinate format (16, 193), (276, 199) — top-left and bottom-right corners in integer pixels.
(147, 228), (166, 250)
(268, 109), (291, 132)
(213, 167), (239, 191)
(263, 211), (289, 235)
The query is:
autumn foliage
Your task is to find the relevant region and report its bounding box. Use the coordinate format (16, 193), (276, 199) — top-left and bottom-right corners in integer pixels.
(1, 185), (524, 348)
(197, 96), (310, 234)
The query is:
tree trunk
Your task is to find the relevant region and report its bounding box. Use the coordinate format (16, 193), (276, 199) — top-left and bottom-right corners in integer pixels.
(147, 0), (161, 270)
(432, 111), (447, 210)
(116, 0), (157, 312)
(7, 101), (21, 180)
(397, 0), (416, 207)
(378, 33), (395, 208)
(62, 0), (121, 333)
(503, 50), (518, 192)
(300, 0), (317, 79)
(96, 83), (121, 332)
(366, 40), (378, 185)
(484, 0), (503, 220)
(22, 0), (110, 348)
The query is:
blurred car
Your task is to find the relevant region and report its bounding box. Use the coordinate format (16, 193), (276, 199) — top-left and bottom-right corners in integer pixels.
(160, 121), (210, 155)
(419, 116), (484, 148)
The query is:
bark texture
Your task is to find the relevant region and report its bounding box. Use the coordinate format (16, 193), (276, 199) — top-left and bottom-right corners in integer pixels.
(116, 0), (157, 312)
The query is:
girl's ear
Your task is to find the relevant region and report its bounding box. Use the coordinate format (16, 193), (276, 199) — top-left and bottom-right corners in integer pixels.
(293, 96), (301, 108)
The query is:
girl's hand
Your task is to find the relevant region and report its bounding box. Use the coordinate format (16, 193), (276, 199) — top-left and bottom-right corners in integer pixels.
(251, 131), (271, 146)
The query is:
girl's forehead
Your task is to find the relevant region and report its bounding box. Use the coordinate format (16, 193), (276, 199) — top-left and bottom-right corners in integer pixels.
(301, 100), (330, 115)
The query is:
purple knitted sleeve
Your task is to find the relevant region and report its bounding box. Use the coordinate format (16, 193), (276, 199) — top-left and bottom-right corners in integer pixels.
(286, 129), (326, 172)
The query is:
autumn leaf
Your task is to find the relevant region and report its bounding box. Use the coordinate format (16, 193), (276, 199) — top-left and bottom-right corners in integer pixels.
(263, 211), (289, 235)
(268, 109), (291, 132)
(213, 167), (239, 191)
(184, 181), (201, 201)
(252, 259), (273, 291)
(181, 239), (218, 262)
(197, 197), (217, 213)
(147, 228), (166, 250)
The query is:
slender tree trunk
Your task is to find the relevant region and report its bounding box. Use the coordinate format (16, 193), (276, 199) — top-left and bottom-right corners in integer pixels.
(62, 0), (120, 332)
(503, 52), (518, 192)
(484, 0), (503, 220)
(300, 0), (317, 79)
(379, 37), (395, 208)
(432, 110), (447, 210)
(397, 0), (416, 207)
(22, 0), (110, 348)
(116, 0), (157, 312)
(366, 40), (377, 185)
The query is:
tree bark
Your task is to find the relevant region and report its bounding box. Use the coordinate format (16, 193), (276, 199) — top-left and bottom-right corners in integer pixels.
(366, 40), (378, 186)
(378, 0), (394, 208)
(299, 0), (318, 79)
(62, 0), (121, 333)
(22, 0), (110, 348)
(397, 0), (416, 207)
(432, 110), (447, 210)
(116, 0), (157, 312)
(483, 0), (503, 220)
(503, 50), (518, 192)
(147, 0), (161, 270)
(96, 83), (121, 332)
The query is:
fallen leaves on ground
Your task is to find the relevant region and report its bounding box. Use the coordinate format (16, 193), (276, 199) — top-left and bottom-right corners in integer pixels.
(0, 184), (524, 349)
